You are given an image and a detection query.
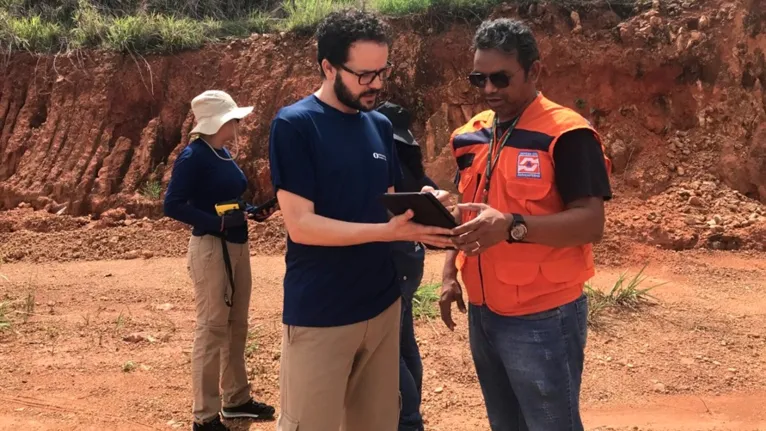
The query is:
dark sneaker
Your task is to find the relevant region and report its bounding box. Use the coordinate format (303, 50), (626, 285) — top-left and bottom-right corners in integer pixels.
(221, 398), (276, 420)
(193, 416), (230, 431)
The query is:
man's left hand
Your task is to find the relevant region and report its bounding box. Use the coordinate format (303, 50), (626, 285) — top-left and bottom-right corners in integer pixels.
(451, 203), (510, 256)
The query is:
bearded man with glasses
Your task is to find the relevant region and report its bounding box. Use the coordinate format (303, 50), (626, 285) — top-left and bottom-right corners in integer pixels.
(268, 8), (454, 431)
(439, 18), (613, 431)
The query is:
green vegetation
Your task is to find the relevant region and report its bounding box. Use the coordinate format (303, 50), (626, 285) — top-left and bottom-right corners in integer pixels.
(0, 301), (11, 331)
(372, 0), (431, 16)
(0, 0), (514, 54)
(0, 292), (38, 333)
(245, 328), (260, 358)
(140, 180), (163, 200)
(411, 265), (661, 326)
(412, 282), (440, 320)
(585, 265), (663, 325)
(22, 290), (34, 323)
(282, 0), (350, 33)
(122, 360), (136, 372)
(0, 4), (282, 53)
(0, 15), (63, 52)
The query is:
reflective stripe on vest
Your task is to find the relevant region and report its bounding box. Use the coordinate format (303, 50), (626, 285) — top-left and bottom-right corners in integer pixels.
(449, 93), (612, 316)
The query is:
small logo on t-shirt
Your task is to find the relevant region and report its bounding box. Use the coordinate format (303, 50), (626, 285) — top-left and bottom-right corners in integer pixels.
(372, 152), (387, 161)
(517, 151), (541, 178)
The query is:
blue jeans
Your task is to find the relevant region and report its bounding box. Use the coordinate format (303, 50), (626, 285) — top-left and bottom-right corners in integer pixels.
(398, 275), (424, 431)
(469, 294), (588, 431)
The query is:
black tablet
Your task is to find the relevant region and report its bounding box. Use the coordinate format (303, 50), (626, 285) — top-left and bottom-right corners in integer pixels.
(379, 192), (457, 229)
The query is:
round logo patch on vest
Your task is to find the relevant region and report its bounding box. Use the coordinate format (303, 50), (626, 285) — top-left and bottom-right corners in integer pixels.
(516, 151), (541, 179)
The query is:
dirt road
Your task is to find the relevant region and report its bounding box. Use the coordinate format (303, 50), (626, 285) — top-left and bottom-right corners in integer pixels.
(1, 249), (765, 431)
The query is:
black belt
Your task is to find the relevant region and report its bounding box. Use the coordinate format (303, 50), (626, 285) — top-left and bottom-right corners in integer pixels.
(204, 231), (235, 308)
(220, 235), (235, 307)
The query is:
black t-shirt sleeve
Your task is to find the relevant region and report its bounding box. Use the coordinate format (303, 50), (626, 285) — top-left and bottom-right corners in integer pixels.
(553, 129), (613, 206)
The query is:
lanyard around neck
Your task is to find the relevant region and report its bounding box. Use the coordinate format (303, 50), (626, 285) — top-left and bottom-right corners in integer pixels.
(482, 115), (520, 202)
(200, 137), (235, 162)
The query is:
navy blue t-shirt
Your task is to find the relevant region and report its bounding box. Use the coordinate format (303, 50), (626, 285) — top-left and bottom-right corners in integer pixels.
(164, 139), (249, 243)
(269, 95), (402, 327)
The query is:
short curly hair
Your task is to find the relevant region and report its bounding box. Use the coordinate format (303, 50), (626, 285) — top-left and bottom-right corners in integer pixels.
(474, 18), (540, 75)
(315, 8), (392, 77)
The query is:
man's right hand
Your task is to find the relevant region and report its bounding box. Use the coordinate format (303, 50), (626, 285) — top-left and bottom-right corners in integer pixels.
(386, 209), (454, 248)
(440, 272), (466, 330)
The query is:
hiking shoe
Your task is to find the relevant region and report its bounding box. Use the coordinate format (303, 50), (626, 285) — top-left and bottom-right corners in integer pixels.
(193, 416), (230, 431)
(221, 398), (276, 420)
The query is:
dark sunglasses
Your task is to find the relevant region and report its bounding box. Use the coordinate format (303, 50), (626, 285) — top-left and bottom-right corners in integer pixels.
(340, 62), (393, 86)
(468, 72), (511, 89)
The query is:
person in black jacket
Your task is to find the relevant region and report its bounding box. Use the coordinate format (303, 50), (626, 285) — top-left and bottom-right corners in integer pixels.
(377, 102), (445, 431)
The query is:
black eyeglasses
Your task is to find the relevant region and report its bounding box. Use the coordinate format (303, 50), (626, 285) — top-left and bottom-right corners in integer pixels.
(340, 62), (393, 85)
(468, 71), (514, 89)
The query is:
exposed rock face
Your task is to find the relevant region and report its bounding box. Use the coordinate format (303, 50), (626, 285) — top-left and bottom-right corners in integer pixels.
(0, 0), (764, 229)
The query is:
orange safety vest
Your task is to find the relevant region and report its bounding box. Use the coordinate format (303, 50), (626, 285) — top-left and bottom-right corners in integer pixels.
(450, 92), (612, 316)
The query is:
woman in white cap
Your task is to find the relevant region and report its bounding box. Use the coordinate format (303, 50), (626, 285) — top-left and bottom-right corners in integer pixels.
(164, 90), (276, 431)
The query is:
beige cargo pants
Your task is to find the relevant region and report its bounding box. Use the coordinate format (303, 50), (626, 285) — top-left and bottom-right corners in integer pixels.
(276, 299), (402, 431)
(187, 235), (253, 424)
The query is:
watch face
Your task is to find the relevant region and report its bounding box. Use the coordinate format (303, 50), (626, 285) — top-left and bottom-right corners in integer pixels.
(511, 224), (527, 241)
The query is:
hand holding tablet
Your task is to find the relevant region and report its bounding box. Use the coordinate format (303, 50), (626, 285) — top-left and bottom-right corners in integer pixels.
(379, 190), (457, 230)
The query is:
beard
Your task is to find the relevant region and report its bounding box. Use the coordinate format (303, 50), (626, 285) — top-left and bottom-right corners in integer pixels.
(334, 74), (379, 112)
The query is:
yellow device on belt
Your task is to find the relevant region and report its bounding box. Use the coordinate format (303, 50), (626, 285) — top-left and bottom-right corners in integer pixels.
(214, 200), (243, 216)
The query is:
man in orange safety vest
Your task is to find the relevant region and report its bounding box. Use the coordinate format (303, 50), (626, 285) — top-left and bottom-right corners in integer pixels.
(440, 18), (613, 431)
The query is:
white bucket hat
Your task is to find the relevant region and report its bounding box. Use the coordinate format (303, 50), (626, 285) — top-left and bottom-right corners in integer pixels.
(190, 90), (253, 135)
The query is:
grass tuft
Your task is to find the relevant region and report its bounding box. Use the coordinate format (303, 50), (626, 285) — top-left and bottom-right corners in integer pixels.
(205, 12), (277, 39)
(22, 290), (34, 323)
(245, 328), (260, 358)
(585, 264), (663, 325)
(103, 14), (208, 53)
(0, 301), (11, 331)
(281, 0), (354, 33)
(69, 0), (107, 48)
(104, 14), (161, 52)
(412, 282), (440, 320)
(156, 15), (207, 52)
(140, 180), (163, 200)
(1, 14), (64, 52)
(372, 0), (431, 15)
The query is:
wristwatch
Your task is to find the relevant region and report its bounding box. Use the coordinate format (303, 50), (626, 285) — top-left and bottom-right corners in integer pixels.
(506, 213), (528, 243)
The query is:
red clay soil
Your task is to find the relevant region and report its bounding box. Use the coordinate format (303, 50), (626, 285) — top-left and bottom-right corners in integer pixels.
(0, 207), (286, 263)
(0, 0), (765, 262)
(0, 249), (765, 430)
